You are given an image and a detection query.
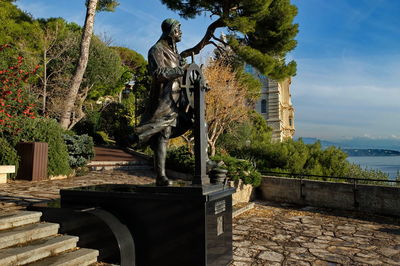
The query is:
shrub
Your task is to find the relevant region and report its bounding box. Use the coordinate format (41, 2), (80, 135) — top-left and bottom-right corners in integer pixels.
(0, 44), (38, 134)
(166, 146), (262, 187)
(11, 118), (71, 176)
(166, 146), (195, 174)
(0, 137), (19, 179)
(99, 102), (133, 146)
(74, 102), (133, 146)
(211, 154), (262, 187)
(63, 133), (95, 168)
(73, 108), (101, 138)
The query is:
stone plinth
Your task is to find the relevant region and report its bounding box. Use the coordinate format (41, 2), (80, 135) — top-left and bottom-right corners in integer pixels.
(0, 165), (15, 184)
(60, 183), (235, 266)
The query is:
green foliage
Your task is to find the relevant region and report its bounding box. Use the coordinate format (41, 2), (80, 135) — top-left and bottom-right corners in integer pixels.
(9, 118), (71, 176)
(73, 107), (102, 138)
(217, 111), (272, 154)
(166, 146), (262, 186)
(236, 68), (262, 101)
(36, 18), (127, 113)
(161, 0), (298, 79)
(229, 139), (350, 177)
(94, 131), (116, 145)
(74, 102), (134, 146)
(211, 154), (262, 187)
(166, 146), (195, 174)
(112, 46), (151, 116)
(346, 163), (389, 185)
(87, 0), (119, 12)
(224, 136), (390, 184)
(0, 1), (42, 69)
(85, 37), (125, 98)
(62, 133), (95, 168)
(0, 137), (19, 179)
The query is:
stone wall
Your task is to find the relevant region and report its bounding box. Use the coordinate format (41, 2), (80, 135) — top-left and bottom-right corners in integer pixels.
(258, 176), (400, 216)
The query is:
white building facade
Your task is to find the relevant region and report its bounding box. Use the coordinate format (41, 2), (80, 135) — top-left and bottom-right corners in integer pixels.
(246, 65), (295, 142)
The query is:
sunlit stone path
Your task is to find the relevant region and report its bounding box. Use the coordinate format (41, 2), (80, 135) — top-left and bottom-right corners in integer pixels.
(231, 203), (400, 265)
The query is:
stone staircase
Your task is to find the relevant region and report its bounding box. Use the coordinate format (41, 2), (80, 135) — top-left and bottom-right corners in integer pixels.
(0, 211), (99, 265)
(87, 160), (152, 171)
(88, 147), (152, 172)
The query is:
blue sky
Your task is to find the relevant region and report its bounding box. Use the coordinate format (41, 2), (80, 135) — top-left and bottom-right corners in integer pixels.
(15, 0), (400, 141)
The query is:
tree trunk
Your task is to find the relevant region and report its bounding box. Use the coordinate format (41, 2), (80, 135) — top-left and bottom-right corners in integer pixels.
(59, 0), (98, 129)
(67, 85), (91, 130)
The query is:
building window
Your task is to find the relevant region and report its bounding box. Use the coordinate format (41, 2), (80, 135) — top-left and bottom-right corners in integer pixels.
(261, 99), (267, 113)
(289, 116), (293, 127)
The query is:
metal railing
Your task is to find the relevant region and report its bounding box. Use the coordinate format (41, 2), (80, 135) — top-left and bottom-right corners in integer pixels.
(261, 171), (400, 185)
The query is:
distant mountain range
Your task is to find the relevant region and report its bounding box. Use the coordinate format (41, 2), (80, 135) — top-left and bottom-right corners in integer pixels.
(341, 149), (400, 156)
(296, 137), (400, 156)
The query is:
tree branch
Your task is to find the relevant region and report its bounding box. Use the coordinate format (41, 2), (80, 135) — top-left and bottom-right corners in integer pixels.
(212, 34), (228, 46)
(180, 18), (225, 58)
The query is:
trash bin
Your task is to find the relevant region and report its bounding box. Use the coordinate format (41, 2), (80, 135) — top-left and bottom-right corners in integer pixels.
(16, 142), (48, 181)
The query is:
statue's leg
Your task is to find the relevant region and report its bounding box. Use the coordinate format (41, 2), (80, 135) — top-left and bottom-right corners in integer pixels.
(154, 126), (172, 186)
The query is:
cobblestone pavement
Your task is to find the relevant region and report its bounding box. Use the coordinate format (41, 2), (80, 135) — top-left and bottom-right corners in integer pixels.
(231, 202), (400, 265)
(1, 171), (399, 265)
(0, 170), (154, 212)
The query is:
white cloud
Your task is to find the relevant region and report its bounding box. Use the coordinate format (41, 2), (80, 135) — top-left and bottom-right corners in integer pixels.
(292, 54), (400, 139)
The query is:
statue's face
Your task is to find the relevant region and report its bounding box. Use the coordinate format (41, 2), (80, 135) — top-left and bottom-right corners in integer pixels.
(171, 24), (182, 43)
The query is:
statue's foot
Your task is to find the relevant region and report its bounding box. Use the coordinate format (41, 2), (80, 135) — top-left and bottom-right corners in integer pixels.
(156, 176), (172, 186)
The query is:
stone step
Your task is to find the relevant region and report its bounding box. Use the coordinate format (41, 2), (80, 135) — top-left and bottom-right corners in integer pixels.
(88, 160), (147, 166)
(0, 235), (78, 265)
(28, 248), (99, 266)
(0, 222), (59, 249)
(0, 211), (42, 231)
(88, 164), (152, 171)
(232, 202), (255, 218)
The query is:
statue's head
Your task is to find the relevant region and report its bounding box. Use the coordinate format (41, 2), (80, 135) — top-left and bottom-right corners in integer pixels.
(161, 18), (182, 43)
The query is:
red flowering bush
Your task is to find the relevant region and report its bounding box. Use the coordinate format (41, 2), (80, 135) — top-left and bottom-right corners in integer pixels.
(0, 44), (39, 133)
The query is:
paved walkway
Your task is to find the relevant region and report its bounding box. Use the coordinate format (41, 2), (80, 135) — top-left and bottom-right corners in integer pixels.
(232, 203), (400, 265)
(0, 170), (154, 212)
(0, 170), (399, 265)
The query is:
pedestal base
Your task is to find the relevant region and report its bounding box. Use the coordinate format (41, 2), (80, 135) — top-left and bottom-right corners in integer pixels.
(60, 183), (235, 266)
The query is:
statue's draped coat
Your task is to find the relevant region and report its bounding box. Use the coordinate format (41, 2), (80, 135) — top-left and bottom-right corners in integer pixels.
(136, 38), (189, 143)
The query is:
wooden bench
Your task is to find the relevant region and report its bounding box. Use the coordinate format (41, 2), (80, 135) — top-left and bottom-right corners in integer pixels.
(0, 165), (15, 183)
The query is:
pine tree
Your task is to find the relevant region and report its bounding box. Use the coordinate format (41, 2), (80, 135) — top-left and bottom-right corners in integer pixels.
(160, 0), (298, 80)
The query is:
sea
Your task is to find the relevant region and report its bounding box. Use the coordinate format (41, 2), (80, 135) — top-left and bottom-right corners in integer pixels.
(347, 156), (400, 179)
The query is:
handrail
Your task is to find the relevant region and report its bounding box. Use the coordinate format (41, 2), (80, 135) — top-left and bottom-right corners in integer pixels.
(260, 171), (400, 184)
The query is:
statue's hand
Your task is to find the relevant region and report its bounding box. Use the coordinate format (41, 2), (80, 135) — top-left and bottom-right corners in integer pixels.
(179, 56), (187, 67)
(174, 66), (185, 77)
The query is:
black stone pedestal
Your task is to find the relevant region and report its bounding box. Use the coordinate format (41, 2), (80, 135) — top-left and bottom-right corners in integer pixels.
(60, 183), (235, 266)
